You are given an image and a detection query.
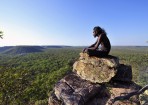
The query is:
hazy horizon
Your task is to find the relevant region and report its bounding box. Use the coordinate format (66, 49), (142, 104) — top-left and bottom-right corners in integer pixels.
(0, 45), (148, 47)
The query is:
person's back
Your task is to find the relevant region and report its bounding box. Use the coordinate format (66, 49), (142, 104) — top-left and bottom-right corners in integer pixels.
(100, 33), (111, 54)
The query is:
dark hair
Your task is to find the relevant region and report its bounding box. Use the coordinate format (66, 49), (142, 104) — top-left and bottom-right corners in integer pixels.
(93, 26), (107, 35)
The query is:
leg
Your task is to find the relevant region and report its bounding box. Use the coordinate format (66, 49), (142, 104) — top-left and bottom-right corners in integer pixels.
(87, 49), (108, 57)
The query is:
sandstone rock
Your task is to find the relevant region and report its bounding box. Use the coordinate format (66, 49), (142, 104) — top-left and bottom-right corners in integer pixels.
(139, 93), (148, 105)
(78, 53), (119, 68)
(111, 64), (132, 82)
(50, 73), (102, 105)
(48, 53), (142, 105)
(86, 82), (141, 105)
(49, 80), (141, 105)
(73, 53), (119, 83)
(106, 82), (141, 105)
(48, 92), (62, 105)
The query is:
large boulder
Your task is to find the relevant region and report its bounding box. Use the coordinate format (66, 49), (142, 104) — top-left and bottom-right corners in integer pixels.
(49, 73), (103, 105)
(48, 53), (142, 105)
(111, 64), (132, 82)
(73, 53), (119, 83)
(48, 77), (141, 105)
(86, 81), (141, 105)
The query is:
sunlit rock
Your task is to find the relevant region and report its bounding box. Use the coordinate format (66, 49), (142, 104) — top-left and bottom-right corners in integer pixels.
(73, 53), (119, 83)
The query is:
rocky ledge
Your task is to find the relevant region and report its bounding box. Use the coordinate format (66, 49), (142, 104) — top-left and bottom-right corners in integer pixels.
(73, 53), (119, 83)
(48, 53), (141, 105)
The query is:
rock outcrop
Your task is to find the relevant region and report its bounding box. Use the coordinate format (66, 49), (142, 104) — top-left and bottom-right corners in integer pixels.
(48, 53), (141, 105)
(86, 81), (141, 105)
(111, 64), (132, 82)
(49, 73), (104, 105)
(73, 53), (119, 83)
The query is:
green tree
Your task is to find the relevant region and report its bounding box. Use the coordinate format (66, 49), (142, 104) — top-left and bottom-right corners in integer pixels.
(0, 31), (3, 39)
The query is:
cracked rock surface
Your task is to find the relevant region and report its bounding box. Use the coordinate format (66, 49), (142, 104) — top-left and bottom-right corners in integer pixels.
(50, 73), (103, 105)
(73, 53), (119, 83)
(48, 53), (140, 105)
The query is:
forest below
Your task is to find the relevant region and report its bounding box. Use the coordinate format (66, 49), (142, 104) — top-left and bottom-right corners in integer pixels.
(0, 46), (148, 105)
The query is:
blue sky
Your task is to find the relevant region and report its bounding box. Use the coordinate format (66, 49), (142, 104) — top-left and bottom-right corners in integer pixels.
(0, 0), (148, 46)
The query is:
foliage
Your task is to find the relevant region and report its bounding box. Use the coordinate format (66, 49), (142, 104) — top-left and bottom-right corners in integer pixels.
(0, 47), (147, 104)
(0, 31), (3, 39)
(110, 47), (148, 85)
(0, 48), (80, 104)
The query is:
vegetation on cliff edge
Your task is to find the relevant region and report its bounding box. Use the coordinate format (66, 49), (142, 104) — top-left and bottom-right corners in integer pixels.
(0, 47), (147, 104)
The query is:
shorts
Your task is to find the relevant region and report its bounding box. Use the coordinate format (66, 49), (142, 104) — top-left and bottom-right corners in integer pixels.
(87, 49), (109, 57)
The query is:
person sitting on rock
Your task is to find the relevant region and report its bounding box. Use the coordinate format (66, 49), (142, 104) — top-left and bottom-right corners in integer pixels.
(83, 26), (111, 57)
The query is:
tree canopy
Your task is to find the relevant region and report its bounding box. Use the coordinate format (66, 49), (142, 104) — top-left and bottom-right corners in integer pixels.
(0, 31), (3, 39)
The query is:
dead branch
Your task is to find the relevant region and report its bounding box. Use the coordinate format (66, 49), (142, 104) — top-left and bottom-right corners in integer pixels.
(111, 84), (148, 103)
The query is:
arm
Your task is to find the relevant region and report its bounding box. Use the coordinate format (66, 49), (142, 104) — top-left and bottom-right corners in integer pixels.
(88, 41), (97, 48)
(87, 35), (102, 50)
(83, 40), (97, 53)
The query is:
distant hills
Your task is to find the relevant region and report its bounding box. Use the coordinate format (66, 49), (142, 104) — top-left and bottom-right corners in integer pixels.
(0, 46), (13, 52)
(0, 46), (44, 55)
(0, 45), (147, 55)
(0, 45), (72, 55)
(42, 45), (71, 48)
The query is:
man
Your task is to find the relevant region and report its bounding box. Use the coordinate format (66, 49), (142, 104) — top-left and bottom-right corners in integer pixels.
(83, 26), (111, 57)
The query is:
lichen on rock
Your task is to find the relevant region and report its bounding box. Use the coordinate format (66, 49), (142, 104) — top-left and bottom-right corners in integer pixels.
(73, 53), (119, 83)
